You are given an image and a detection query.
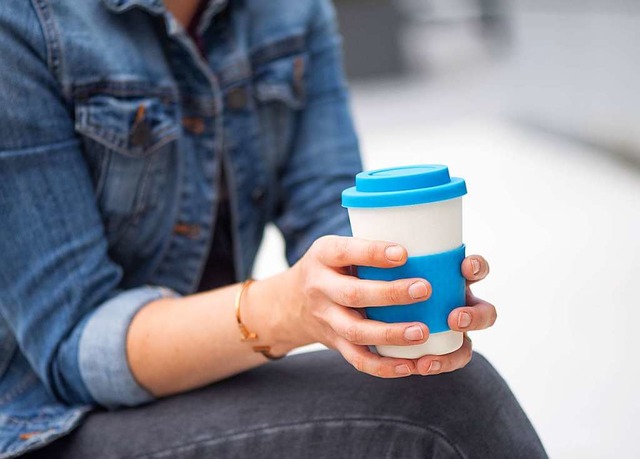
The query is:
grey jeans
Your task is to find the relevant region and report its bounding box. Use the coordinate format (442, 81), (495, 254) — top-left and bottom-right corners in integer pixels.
(28, 350), (547, 458)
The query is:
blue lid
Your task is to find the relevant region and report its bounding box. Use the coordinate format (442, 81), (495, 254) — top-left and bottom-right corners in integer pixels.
(342, 165), (467, 208)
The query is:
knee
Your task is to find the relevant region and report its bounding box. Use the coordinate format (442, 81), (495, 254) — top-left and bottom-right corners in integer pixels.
(336, 351), (546, 458)
(268, 351), (547, 457)
(420, 352), (547, 458)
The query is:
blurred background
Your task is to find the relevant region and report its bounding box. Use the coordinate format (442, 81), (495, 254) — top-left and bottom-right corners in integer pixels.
(254, 1), (640, 457)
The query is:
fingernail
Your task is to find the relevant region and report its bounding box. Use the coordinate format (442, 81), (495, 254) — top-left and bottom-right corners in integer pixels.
(458, 312), (472, 329)
(395, 364), (411, 375)
(408, 281), (428, 299)
(428, 361), (441, 374)
(471, 258), (480, 275)
(385, 245), (404, 262)
(403, 325), (424, 341)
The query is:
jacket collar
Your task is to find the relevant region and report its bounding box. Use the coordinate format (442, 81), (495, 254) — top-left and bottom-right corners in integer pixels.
(101, 0), (165, 15)
(101, 0), (228, 34)
(197, 0), (228, 35)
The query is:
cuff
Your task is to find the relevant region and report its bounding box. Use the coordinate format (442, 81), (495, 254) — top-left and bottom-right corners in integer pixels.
(78, 286), (178, 408)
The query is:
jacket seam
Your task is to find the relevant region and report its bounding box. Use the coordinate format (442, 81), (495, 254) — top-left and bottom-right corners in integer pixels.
(72, 81), (179, 102)
(30, 0), (67, 100)
(1, 406), (91, 459)
(0, 372), (38, 406)
(250, 35), (306, 68)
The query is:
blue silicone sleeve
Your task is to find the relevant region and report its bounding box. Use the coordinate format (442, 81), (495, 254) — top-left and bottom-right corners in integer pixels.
(358, 245), (466, 333)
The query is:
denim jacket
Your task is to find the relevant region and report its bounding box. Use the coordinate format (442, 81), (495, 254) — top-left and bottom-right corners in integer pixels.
(0, 0), (361, 456)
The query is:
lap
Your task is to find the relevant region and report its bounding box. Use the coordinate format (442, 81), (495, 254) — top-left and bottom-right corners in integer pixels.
(29, 350), (546, 459)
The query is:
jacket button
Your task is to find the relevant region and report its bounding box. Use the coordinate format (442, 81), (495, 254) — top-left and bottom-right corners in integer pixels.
(226, 87), (249, 110)
(251, 187), (265, 202)
(182, 116), (206, 135)
(173, 222), (201, 239)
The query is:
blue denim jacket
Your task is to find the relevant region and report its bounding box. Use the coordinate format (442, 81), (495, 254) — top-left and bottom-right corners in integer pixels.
(0, 0), (361, 456)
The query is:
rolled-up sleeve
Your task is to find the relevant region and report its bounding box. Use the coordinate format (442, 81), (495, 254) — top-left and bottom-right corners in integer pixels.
(78, 286), (177, 407)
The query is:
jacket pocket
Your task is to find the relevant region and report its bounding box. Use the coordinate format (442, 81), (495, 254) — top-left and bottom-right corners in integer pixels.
(74, 95), (179, 245)
(75, 95), (179, 158)
(252, 49), (308, 170)
(253, 51), (307, 109)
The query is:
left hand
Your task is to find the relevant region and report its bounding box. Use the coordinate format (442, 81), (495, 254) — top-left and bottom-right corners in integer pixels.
(413, 254), (496, 376)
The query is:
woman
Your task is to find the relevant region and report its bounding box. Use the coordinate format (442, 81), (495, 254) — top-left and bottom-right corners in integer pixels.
(0, 0), (547, 457)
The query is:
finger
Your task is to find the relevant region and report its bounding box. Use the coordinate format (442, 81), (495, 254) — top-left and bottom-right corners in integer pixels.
(415, 334), (473, 376)
(333, 336), (418, 378)
(324, 305), (429, 346)
(325, 271), (431, 307)
(465, 286), (479, 305)
(461, 255), (490, 285)
(312, 235), (407, 269)
(448, 300), (498, 331)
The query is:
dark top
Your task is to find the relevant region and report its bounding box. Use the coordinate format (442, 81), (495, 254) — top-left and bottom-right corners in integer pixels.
(197, 169), (237, 291)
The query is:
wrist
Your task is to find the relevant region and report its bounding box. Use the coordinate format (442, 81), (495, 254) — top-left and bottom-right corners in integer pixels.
(244, 271), (311, 356)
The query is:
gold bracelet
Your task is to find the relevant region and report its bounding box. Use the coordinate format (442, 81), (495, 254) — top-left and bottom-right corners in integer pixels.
(235, 279), (285, 361)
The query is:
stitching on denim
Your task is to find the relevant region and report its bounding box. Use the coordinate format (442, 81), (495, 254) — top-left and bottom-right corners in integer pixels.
(102, 0), (165, 16)
(0, 139), (80, 158)
(72, 81), (178, 103)
(131, 153), (153, 219)
(145, 127), (187, 287)
(2, 406), (69, 425)
(30, 0), (65, 96)
(2, 406), (91, 458)
(217, 60), (252, 88)
(124, 129), (178, 220)
(131, 417), (466, 459)
(0, 372), (38, 406)
(76, 125), (179, 159)
(250, 35), (306, 68)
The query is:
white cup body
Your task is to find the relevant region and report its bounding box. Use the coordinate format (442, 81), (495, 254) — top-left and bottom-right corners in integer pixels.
(347, 197), (464, 357)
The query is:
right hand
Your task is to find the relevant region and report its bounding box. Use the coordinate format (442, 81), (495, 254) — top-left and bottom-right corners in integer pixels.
(284, 235), (434, 378)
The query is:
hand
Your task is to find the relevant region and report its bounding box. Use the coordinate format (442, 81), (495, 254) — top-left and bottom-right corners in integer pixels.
(284, 236), (496, 378)
(413, 253), (496, 376)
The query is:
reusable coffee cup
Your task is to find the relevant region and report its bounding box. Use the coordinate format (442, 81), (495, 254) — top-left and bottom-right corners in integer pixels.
(342, 165), (467, 358)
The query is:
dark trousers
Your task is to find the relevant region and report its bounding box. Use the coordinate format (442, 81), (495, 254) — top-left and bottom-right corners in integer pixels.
(29, 350), (547, 458)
